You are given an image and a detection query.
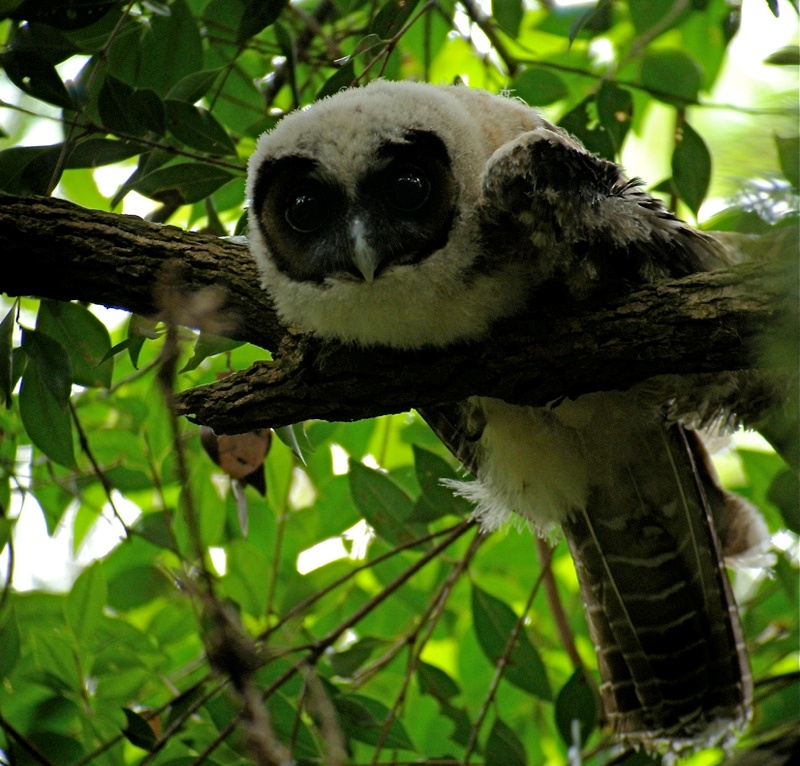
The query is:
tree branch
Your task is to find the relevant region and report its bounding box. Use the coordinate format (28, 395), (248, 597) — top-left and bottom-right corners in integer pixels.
(1, 193), (795, 435)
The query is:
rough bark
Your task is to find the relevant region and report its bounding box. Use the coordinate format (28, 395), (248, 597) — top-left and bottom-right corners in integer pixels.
(1, 193), (796, 434)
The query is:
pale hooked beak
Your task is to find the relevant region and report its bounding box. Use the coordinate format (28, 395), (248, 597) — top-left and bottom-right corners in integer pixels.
(350, 217), (379, 283)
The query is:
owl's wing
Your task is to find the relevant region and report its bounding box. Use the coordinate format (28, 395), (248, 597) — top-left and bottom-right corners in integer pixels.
(479, 125), (731, 297)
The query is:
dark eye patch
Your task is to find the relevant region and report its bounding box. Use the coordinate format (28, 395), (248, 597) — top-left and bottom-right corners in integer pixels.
(251, 156), (351, 282)
(356, 130), (457, 271)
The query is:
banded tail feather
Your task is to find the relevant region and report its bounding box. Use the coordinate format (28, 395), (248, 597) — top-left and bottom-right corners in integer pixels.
(562, 424), (752, 755)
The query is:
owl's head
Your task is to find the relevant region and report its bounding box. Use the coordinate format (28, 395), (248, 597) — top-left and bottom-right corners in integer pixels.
(246, 80), (543, 349)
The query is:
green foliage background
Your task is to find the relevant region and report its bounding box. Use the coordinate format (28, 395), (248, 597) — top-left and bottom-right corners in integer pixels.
(0, 1), (798, 765)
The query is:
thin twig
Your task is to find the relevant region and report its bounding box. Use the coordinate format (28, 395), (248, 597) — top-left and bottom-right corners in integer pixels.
(536, 536), (582, 670)
(463, 547), (553, 763)
(369, 530), (486, 764)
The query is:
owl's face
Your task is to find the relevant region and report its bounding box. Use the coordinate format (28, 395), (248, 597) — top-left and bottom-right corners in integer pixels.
(246, 80), (545, 349)
(250, 129), (457, 284)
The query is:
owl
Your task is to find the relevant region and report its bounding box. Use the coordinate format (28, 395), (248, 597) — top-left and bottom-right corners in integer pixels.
(245, 80), (770, 758)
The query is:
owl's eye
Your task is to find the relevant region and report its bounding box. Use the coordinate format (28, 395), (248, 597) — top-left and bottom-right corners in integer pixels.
(285, 187), (329, 232)
(386, 166), (430, 212)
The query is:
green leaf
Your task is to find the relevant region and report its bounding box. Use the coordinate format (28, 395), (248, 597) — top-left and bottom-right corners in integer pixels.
(492, 0), (524, 37)
(164, 100), (237, 155)
(486, 717), (526, 766)
(640, 49), (702, 105)
(219, 540), (271, 616)
(596, 81), (633, 155)
(181, 332), (243, 372)
(20, 328), (72, 406)
(0, 145), (60, 195)
(764, 45), (800, 66)
(348, 460), (416, 545)
(554, 667), (598, 748)
(471, 584), (552, 700)
(334, 694), (415, 750)
(511, 66), (568, 106)
(136, 0), (203, 95)
(369, 0), (421, 39)
(416, 661), (461, 701)
(776, 134), (799, 190)
(37, 300), (113, 388)
(66, 138), (150, 169)
(672, 121), (711, 216)
(98, 75), (165, 136)
(132, 162), (236, 205)
(629, 0), (689, 35)
(237, 0), (288, 42)
(0, 605), (21, 680)
(768, 469), (800, 534)
(316, 60), (357, 101)
(560, 96), (615, 160)
(0, 49), (73, 108)
(122, 708), (158, 751)
(107, 565), (172, 610)
(18, 359), (75, 468)
(0, 302), (15, 408)
(328, 636), (387, 677)
(66, 562), (107, 640)
(166, 68), (224, 103)
(410, 445), (471, 522)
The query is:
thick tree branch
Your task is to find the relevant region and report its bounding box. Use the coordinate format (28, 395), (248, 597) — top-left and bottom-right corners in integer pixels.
(1, 193), (795, 434)
(0, 193), (285, 350)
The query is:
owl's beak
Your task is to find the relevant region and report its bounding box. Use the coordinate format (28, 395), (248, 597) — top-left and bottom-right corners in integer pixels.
(350, 218), (379, 283)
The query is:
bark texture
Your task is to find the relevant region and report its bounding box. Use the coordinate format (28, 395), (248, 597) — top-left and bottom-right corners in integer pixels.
(1, 193), (796, 434)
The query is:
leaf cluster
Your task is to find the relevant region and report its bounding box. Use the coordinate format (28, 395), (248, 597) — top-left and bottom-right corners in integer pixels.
(0, 1), (798, 765)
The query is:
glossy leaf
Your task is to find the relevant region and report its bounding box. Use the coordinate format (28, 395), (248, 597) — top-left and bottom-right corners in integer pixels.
(0, 605), (20, 680)
(166, 68), (223, 103)
(132, 162), (236, 204)
(672, 121), (711, 217)
(37, 300), (113, 388)
(416, 660), (461, 702)
(560, 96), (615, 160)
(486, 717), (526, 766)
(471, 584), (552, 700)
(316, 60), (357, 101)
(334, 694), (416, 751)
(348, 459), (417, 545)
(164, 100), (237, 155)
(219, 540), (271, 616)
(410, 445), (471, 522)
(237, 0), (288, 42)
(493, 0), (524, 37)
(122, 708), (158, 751)
(0, 145), (60, 195)
(596, 81), (633, 155)
(0, 302), (14, 407)
(18, 332), (75, 467)
(554, 667), (598, 748)
(0, 49), (73, 108)
(135, 0), (203, 95)
(98, 75), (165, 136)
(20, 328), (71, 406)
(640, 49), (702, 105)
(65, 562), (107, 640)
(512, 66), (568, 106)
(369, 0), (421, 39)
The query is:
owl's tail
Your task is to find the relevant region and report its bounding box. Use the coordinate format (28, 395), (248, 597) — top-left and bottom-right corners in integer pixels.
(561, 424), (763, 758)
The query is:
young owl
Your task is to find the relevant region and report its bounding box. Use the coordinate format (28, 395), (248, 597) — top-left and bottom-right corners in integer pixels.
(246, 80), (769, 758)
